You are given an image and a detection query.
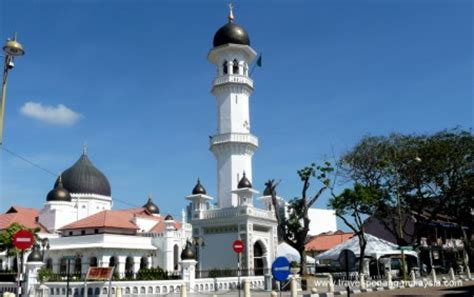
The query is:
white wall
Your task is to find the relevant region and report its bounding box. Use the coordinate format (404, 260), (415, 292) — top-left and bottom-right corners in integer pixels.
(307, 208), (337, 236)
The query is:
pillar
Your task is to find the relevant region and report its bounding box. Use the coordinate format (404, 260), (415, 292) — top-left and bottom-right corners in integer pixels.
(117, 256), (126, 278)
(133, 256), (141, 275)
(24, 261), (44, 297)
(180, 259), (197, 292)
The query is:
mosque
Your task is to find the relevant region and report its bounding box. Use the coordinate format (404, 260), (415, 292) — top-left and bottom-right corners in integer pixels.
(0, 5), (284, 277)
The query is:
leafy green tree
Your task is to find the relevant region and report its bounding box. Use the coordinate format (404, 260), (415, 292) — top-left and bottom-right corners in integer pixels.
(266, 162), (333, 274)
(328, 184), (381, 273)
(0, 223), (40, 271)
(341, 128), (474, 267)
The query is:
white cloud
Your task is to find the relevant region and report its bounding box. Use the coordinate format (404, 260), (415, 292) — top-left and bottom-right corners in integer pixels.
(20, 101), (82, 126)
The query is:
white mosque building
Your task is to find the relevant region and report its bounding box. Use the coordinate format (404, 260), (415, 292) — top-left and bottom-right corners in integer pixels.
(0, 5), (336, 278)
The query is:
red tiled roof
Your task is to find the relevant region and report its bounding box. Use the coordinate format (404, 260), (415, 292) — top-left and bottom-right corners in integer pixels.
(60, 210), (139, 230)
(150, 219), (182, 233)
(305, 230), (354, 252)
(0, 206), (47, 232)
(60, 208), (182, 232)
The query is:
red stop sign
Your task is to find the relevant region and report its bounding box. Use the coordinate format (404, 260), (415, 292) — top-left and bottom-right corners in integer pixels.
(233, 240), (244, 253)
(12, 230), (35, 250)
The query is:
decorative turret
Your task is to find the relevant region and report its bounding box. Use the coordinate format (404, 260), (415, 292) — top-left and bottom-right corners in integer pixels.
(192, 179), (207, 195)
(232, 172), (258, 207)
(180, 241), (196, 260)
(186, 179), (213, 220)
(27, 244), (43, 262)
(143, 195), (160, 215)
(46, 176), (72, 202)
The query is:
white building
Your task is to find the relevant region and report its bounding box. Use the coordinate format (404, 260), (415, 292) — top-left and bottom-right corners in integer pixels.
(0, 151), (192, 276)
(185, 6), (278, 275)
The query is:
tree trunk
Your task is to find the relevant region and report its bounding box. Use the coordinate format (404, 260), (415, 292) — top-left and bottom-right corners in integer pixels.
(300, 248), (307, 275)
(358, 233), (367, 275)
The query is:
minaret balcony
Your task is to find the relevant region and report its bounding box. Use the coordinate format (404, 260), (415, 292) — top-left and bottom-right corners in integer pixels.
(210, 132), (258, 148)
(212, 75), (254, 89)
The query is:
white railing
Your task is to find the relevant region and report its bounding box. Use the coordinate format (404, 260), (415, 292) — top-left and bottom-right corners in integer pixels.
(44, 276), (265, 296)
(210, 133), (258, 147)
(0, 282), (16, 294)
(200, 208), (242, 220)
(212, 75), (254, 88)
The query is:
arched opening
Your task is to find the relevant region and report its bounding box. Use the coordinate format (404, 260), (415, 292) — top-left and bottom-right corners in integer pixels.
(60, 258), (67, 275)
(46, 258), (53, 270)
(89, 257), (97, 267)
(74, 257), (82, 275)
(173, 245), (179, 271)
(109, 256), (117, 268)
(223, 61), (228, 75)
(140, 256), (148, 270)
(233, 59), (239, 75)
(253, 241), (266, 276)
(126, 256), (134, 278)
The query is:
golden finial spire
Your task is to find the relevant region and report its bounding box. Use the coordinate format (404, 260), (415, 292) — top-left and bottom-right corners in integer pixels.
(228, 2), (234, 22)
(83, 142), (87, 155)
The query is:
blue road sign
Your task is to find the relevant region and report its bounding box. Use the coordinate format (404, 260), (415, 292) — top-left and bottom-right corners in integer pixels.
(271, 257), (290, 282)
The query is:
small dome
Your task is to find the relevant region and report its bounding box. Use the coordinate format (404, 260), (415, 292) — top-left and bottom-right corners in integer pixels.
(192, 179), (207, 195)
(56, 151), (111, 197)
(47, 177), (72, 202)
(180, 241), (196, 260)
(238, 172), (252, 189)
(213, 22), (250, 48)
(164, 214), (174, 221)
(27, 245), (43, 262)
(143, 196), (160, 214)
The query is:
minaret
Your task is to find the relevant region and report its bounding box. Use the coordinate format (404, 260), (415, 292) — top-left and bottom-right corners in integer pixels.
(208, 4), (258, 208)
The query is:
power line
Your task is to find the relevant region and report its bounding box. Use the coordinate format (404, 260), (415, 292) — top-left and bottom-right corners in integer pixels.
(0, 145), (58, 177)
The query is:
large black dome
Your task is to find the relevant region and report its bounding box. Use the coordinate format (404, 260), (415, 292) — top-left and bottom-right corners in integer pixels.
(213, 22), (250, 48)
(55, 153), (111, 196)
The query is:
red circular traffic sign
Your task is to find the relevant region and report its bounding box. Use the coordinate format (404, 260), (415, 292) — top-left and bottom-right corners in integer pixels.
(233, 240), (244, 253)
(12, 230), (35, 250)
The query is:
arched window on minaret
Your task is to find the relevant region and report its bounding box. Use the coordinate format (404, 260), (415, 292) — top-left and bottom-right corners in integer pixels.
(233, 59), (239, 75)
(223, 61), (228, 75)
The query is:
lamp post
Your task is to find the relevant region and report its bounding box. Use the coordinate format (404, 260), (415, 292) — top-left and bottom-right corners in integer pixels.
(0, 34), (25, 145)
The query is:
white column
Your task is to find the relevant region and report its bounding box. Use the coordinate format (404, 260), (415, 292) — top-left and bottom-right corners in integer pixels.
(24, 261), (43, 297)
(118, 256), (126, 277)
(180, 260), (197, 292)
(133, 256), (141, 274)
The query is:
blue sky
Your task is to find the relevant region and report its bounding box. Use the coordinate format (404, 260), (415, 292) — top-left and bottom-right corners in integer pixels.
(0, 0), (472, 229)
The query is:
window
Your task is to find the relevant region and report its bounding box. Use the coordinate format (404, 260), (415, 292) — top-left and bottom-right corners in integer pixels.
(74, 257), (82, 275)
(46, 258), (53, 270)
(223, 61), (228, 74)
(233, 59), (239, 74)
(81, 230), (86, 235)
(94, 229), (99, 234)
(89, 257), (98, 267)
(69, 231), (73, 236)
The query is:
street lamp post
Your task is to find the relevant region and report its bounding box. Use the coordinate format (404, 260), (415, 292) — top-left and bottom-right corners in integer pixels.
(0, 35), (25, 145)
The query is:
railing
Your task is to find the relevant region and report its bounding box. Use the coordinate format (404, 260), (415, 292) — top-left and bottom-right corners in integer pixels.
(210, 133), (258, 148)
(212, 75), (254, 88)
(196, 268), (270, 279)
(45, 270), (180, 282)
(200, 207), (274, 221)
(0, 282), (17, 294)
(44, 275), (266, 296)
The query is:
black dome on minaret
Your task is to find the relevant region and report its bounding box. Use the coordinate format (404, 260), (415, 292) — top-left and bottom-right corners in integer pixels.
(192, 179), (207, 195)
(238, 172), (252, 189)
(213, 5), (250, 47)
(47, 176), (72, 202)
(55, 149), (111, 197)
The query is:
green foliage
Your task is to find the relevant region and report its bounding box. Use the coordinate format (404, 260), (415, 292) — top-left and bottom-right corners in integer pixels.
(0, 223), (26, 256)
(208, 268), (234, 278)
(329, 184), (381, 220)
(37, 267), (53, 283)
(135, 267), (169, 280)
(290, 261), (300, 268)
